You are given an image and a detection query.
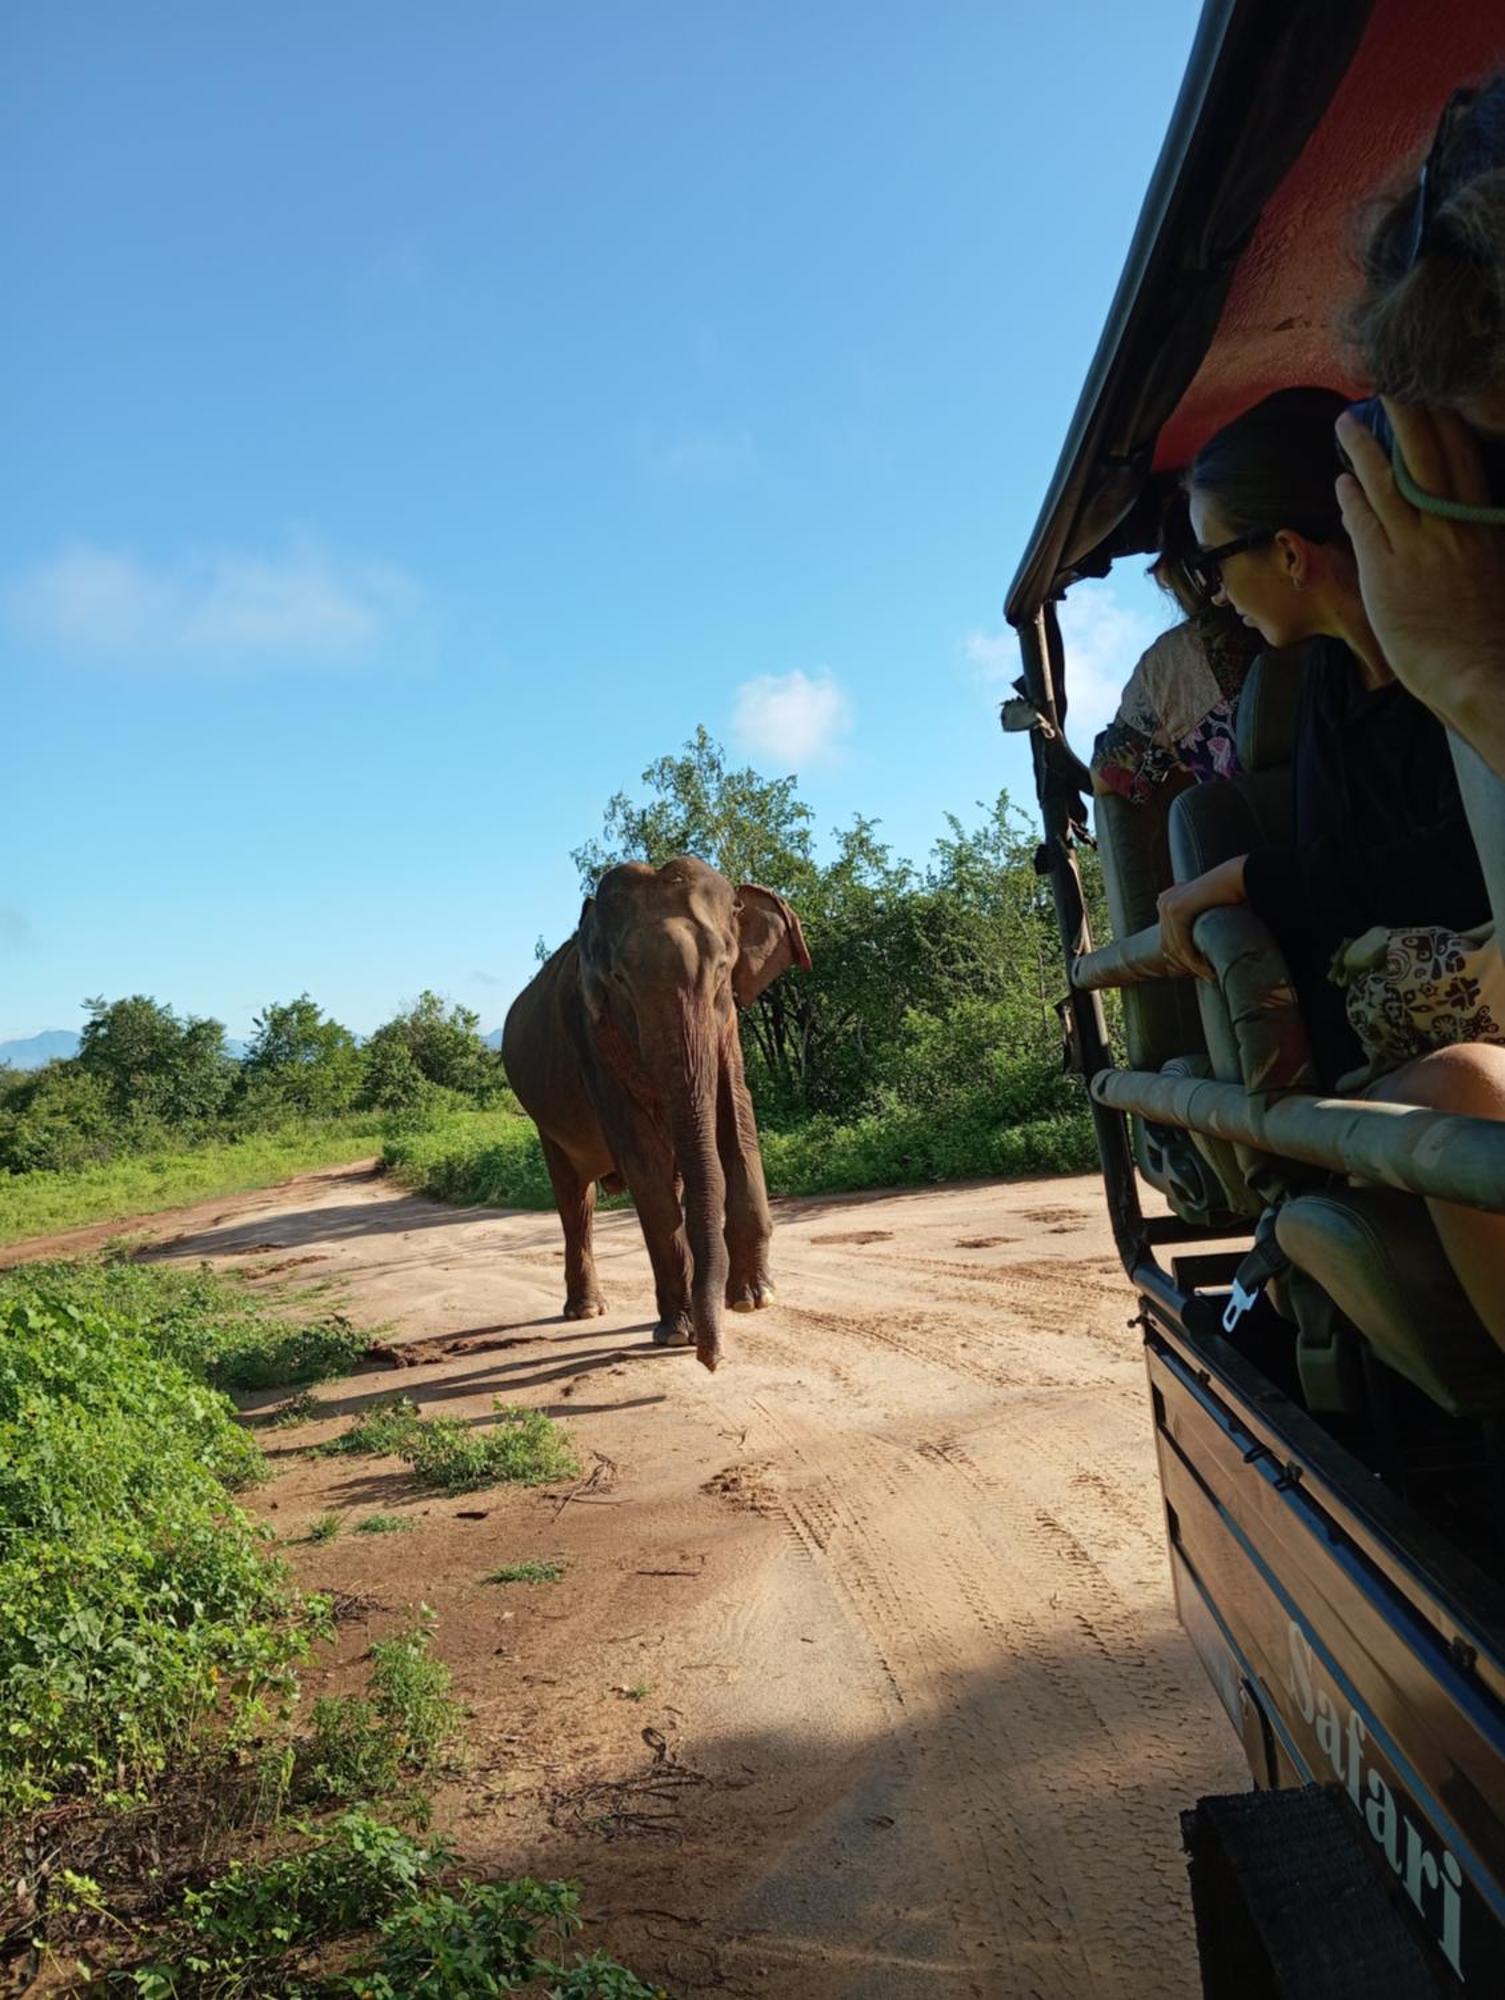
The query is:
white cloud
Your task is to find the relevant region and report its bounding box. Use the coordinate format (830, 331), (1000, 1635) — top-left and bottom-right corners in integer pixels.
(635, 424), (758, 485)
(732, 668), (852, 767)
(8, 537), (421, 668)
(1056, 581), (1160, 752)
(964, 628), (1016, 685)
(965, 580), (1161, 756)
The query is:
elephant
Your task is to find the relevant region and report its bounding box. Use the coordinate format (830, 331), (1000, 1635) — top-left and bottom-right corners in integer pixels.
(501, 856), (810, 1372)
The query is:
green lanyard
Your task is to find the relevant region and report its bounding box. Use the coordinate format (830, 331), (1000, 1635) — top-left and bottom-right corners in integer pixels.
(1391, 439), (1505, 526)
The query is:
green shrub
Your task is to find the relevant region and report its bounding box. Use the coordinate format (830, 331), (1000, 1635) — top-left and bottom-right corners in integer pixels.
(132, 1809), (445, 1998)
(0, 1290), (309, 1812)
(0, 1062), (117, 1175)
(0, 1256), (369, 1391)
(348, 1876), (667, 2000)
(301, 1616), (460, 1804)
(356, 1514), (417, 1536)
(132, 1832), (664, 2000)
(387, 1075), (1094, 1214)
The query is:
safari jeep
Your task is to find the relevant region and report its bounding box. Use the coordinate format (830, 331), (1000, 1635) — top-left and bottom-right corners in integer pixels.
(1005, 2), (1505, 1991)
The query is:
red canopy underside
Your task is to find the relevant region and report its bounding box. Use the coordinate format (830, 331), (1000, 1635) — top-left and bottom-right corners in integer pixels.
(1154, 0), (1505, 471)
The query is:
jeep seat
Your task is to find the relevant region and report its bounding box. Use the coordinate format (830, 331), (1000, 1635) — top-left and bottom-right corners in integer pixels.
(1276, 1188), (1505, 1420)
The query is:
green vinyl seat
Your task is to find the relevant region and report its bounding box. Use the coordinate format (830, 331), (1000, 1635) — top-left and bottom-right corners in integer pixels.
(1276, 1188), (1505, 1421)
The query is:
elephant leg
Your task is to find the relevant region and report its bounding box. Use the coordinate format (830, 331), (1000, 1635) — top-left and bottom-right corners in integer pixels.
(718, 1038), (775, 1312)
(617, 1130), (694, 1347)
(540, 1136), (605, 1320)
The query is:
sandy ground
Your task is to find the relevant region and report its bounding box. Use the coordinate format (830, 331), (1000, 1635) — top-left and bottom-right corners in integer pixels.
(58, 1165), (1247, 1997)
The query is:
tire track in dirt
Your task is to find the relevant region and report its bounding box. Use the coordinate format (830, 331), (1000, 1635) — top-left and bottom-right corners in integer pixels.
(736, 1390), (1201, 1998)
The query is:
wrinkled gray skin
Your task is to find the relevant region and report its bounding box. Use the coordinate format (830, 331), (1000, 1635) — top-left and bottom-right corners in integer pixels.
(502, 856), (810, 1372)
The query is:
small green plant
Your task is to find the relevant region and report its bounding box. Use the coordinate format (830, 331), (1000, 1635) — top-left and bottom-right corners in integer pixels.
(301, 1614), (461, 1803)
(346, 1876), (667, 1999)
(484, 1558), (564, 1585)
(619, 1682), (651, 1703)
(271, 1390), (322, 1428)
(321, 1396), (577, 1494)
(357, 1513), (418, 1535)
(305, 1511), (345, 1543)
(404, 1404), (577, 1493)
(318, 1395), (425, 1459)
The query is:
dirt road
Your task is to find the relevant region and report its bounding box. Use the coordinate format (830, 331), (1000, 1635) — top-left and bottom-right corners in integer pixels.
(139, 1164), (1244, 1997)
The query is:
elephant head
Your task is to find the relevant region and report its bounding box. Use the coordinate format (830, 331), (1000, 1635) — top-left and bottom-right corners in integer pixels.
(577, 856), (810, 1370)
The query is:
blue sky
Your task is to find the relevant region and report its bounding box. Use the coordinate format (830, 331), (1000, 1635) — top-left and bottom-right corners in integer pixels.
(3, 0), (1198, 1042)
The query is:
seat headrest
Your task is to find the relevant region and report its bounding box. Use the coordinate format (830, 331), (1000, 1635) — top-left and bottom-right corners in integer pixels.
(1235, 646), (1309, 773)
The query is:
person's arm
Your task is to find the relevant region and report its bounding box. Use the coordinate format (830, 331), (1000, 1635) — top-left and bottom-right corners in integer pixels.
(1156, 856), (1248, 980)
(1336, 403), (1505, 776)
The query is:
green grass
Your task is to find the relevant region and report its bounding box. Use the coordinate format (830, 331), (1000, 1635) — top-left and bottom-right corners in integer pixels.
(484, 1559), (564, 1585)
(0, 1112), (392, 1247)
(320, 1394), (578, 1494)
(381, 1108), (558, 1210)
(0, 1254), (370, 1390)
(304, 1511), (345, 1544)
(316, 1394), (426, 1458)
(356, 1513), (418, 1536)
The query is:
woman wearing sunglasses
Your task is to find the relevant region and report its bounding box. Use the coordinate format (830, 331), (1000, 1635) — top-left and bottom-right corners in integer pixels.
(1339, 76), (1505, 779)
(1155, 385), (1489, 1091)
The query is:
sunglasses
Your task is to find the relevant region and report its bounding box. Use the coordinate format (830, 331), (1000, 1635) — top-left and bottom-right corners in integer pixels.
(1185, 531), (1274, 600)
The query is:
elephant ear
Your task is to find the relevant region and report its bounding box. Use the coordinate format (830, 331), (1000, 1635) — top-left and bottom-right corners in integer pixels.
(733, 885), (812, 1008)
(576, 897), (607, 1019)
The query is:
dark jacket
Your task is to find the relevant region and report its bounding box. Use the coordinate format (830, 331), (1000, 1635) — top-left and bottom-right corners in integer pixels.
(1243, 638), (1489, 1085)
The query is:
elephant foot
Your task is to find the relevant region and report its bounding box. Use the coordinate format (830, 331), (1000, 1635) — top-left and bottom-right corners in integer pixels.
(651, 1313), (694, 1349)
(727, 1276), (776, 1313)
(563, 1294), (607, 1321)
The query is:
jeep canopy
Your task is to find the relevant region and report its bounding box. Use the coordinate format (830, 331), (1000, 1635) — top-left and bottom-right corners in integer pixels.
(1005, 0), (1505, 631)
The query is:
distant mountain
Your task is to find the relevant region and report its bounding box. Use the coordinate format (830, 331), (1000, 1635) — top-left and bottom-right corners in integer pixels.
(484, 1029), (503, 1050)
(0, 1029), (80, 1070)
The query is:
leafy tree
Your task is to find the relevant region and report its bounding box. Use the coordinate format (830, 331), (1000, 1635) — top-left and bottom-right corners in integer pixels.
(77, 994), (234, 1131)
(362, 992), (502, 1106)
(240, 995), (364, 1119)
(570, 729), (1071, 1124)
(572, 725), (818, 899)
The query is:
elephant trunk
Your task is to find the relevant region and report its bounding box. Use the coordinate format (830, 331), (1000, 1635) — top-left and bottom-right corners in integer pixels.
(665, 998), (729, 1372)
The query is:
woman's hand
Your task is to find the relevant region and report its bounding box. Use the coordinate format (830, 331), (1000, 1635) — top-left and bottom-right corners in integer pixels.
(1156, 856), (1248, 981)
(1336, 403), (1505, 774)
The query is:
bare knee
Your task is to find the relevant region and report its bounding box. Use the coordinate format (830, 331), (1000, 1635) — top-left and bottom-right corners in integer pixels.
(1367, 1042), (1505, 1117)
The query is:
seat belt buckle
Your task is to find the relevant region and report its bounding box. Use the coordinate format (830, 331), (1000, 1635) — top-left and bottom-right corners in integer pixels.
(1222, 1278), (1263, 1334)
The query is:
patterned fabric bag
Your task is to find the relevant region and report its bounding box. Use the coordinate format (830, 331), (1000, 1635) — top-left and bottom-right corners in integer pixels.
(1329, 922), (1505, 1083)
